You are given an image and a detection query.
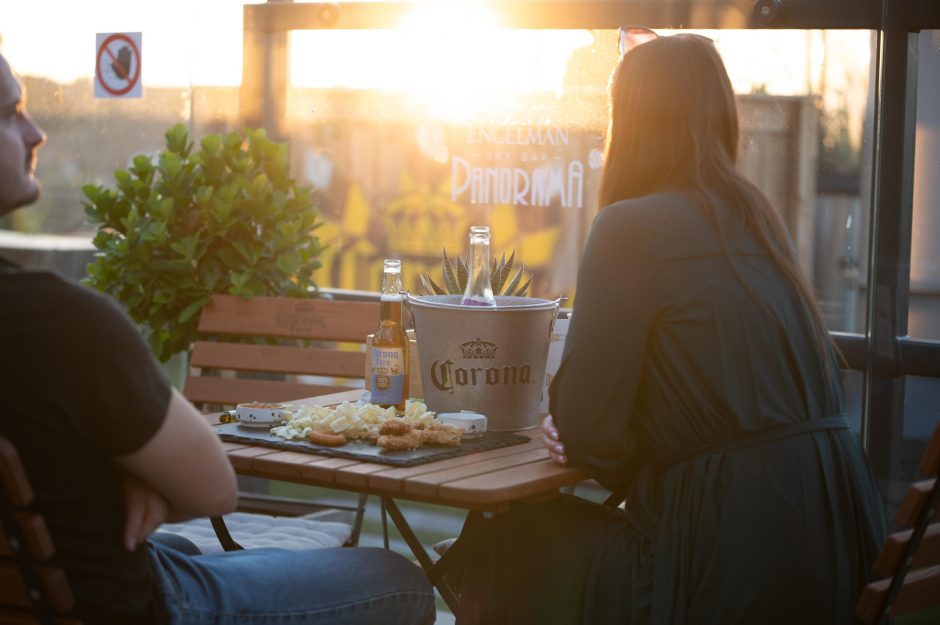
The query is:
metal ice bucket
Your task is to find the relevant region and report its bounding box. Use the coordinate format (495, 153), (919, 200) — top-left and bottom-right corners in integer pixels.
(405, 294), (560, 431)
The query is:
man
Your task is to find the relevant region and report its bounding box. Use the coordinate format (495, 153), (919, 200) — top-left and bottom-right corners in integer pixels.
(0, 53), (435, 624)
(0, 53), (44, 210)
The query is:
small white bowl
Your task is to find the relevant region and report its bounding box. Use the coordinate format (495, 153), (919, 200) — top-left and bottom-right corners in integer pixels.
(235, 402), (291, 425)
(439, 412), (487, 438)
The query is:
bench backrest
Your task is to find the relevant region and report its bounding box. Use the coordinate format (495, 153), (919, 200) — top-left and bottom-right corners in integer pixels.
(855, 420), (940, 623)
(0, 437), (81, 625)
(183, 294), (380, 409)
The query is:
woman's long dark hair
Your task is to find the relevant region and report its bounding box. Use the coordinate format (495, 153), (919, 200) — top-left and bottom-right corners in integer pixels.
(600, 34), (841, 372)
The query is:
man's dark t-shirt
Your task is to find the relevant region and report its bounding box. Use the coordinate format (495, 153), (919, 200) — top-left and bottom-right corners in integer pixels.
(0, 257), (172, 623)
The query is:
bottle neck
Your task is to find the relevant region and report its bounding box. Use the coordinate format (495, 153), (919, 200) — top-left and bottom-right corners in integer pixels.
(469, 239), (489, 277)
(381, 272), (402, 297)
(462, 231), (496, 306)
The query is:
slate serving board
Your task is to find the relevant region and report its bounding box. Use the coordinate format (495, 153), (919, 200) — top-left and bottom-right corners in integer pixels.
(215, 422), (529, 467)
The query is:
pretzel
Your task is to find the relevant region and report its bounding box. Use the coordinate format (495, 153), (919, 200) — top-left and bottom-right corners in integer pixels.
(308, 431), (347, 447)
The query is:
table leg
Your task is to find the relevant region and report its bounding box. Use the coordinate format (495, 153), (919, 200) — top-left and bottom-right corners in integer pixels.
(381, 497), (465, 620)
(380, 497), (390, 549)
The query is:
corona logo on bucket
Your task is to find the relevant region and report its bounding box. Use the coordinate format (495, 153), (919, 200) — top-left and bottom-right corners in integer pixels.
(430, 356), (534, 394)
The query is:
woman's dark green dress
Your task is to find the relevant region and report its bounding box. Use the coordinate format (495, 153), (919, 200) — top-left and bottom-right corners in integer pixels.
(443, 190), (887, 625)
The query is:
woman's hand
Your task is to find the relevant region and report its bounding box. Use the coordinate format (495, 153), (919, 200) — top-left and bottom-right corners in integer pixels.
(120, 472), (169, 551)
(541, 415), (568, 466)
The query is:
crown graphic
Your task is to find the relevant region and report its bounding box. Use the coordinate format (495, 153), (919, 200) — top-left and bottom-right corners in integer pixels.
(461, 338), (497, 359)
(385, 180), (469, 257)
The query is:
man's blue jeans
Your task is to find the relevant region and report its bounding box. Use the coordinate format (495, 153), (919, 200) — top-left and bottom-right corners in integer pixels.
(147, 536), (436, 624)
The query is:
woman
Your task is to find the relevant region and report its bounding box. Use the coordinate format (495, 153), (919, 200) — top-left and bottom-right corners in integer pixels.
(441, 33), (886, 625)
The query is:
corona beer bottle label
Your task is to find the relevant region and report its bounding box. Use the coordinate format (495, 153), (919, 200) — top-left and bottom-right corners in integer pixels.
(371, 346), (406, 405)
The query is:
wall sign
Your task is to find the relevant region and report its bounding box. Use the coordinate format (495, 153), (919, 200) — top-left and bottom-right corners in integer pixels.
(95, 32), (142, 98)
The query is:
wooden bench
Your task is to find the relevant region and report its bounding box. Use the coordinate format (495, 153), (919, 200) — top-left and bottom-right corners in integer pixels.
(856, 419), (940, 624)
(183, 292), (384, 546)
(184, 293), (381, 408)
(0, 437), (80, 625)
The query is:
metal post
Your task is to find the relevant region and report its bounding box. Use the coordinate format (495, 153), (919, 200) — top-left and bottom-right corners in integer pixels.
(240, 1), (291, 140)
(862, 1), (919, 498)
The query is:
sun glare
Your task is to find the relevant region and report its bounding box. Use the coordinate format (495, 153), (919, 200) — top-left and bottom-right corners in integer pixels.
(396, 0), (510, 121)
(290, 1), (593, 123)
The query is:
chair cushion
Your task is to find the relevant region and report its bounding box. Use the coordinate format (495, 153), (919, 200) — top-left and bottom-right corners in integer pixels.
(158, 512), (352, 555)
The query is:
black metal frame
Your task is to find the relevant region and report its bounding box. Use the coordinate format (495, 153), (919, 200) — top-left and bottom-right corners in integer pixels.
(382, 497), (467, 620)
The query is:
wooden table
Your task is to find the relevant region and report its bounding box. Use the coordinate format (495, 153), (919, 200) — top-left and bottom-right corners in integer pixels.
(211, 390), (587, 618)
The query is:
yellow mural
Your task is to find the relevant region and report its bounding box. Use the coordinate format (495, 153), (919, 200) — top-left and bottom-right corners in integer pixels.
(313, 175), (562, 298)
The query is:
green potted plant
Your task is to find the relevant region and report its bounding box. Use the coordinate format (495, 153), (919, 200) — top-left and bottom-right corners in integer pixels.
(82, 124), (323, 366)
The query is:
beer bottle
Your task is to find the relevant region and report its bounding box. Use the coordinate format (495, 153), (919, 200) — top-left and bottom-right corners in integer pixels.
(460, 226), (497, 307)
(371, 259), (409, 410)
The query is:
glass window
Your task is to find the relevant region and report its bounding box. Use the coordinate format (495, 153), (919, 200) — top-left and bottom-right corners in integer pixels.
(888, 374), (940, 516)
(2, 6), (880, 330)
(909, 30), (940, 340)
(0, 0), (255, 240)
(284, 25), (876, 337)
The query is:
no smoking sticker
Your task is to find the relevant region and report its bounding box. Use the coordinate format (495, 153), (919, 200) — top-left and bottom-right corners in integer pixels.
(95, 32), (142, 98)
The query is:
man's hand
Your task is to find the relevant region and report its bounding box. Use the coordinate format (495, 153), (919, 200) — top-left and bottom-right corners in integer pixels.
(541, 415), (568, 466)
(120, 472), (169, 551)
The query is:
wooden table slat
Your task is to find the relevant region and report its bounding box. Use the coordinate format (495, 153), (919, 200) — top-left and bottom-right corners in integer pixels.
(227, 446), (285, 471)
(405, 448), (550, 498)
(299, 457), (364, 483)
(250, 451), (338, 479)
(438, 460), (585, 505)
(335, 463), (389, 488)
(368, 437), (545, 493)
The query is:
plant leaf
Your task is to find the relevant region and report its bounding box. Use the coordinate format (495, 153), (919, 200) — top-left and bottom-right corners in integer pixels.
(455, 255), (469, 293)
(178, 295), (211, 324)
(165, 123), (189, 155)
(420, 274), (446, 296)
(82, 184), (101, 203)
(489, 252), (503, 294)
(499, 250), (515, 293)
(441, 247), (459, 294)
(514, 274), (532, 297)
(147, 331), (164, 362)
(504, 265), (525, 296)
(490, 251), (515, 294)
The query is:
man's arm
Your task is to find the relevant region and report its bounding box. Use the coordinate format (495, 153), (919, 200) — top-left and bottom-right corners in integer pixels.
(116, 389), (238, 522)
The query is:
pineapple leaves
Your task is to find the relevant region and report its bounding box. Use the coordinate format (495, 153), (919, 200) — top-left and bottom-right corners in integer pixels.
(489, 252), (505, 293)
(441, 247), (460, 294)
(503, 262), (527, 296)
(487, 250), (517, 295)
(420, 274), (447, 296)
(420, 245), (531, 297)
(455, 255), (469, 293)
